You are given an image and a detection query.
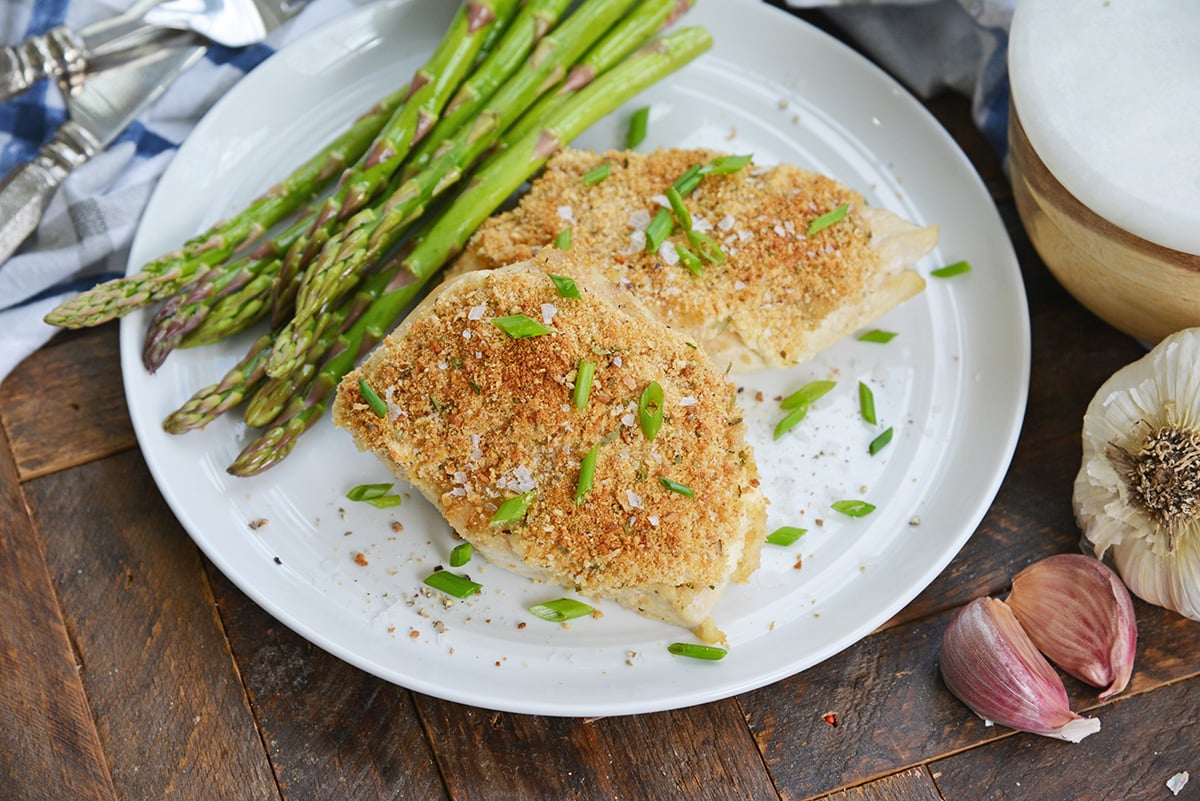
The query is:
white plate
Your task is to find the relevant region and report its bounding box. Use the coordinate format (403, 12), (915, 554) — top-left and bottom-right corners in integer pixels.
(122, 0), (1029, 716)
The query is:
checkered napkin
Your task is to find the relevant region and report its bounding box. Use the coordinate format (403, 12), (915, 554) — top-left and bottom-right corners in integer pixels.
(0, 0), (358, 383)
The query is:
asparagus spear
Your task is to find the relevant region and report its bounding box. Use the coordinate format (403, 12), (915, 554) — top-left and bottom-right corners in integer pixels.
(285, 0), (517, 283)
(43, 83), (413, 329)
(161, 333), (274, 434)
(403, 0), (573, 177)
(268, 0), (643, 379)
(228, 27), (712, 475)
(500, 0), (692, 148)
(139, 218), (307, 372)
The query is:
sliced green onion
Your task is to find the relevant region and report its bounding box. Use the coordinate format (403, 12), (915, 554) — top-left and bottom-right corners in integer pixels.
(529, 598), (595, 622)
(366, 494), (402, 509)
(358, 379), (387, 417)
(658, 476), (694, 498)
(582, 162), (611, 186)
(576, 444), (599, 504)
(573, 359), (595, 410)
(806, 204), (849, 236)
(554, 227), (572, 250)
(492, 314), (553, 338)
(703, 153), (753, 175)
(665, 186), (692, 231)
(857, 329), (897, 344)
(773, 405), (809, 440)
(423, 570), (481, 598)
(675, 244), (704, 277)
(644, 207), (674, 253)
(780, 379), (836, 410)
(638, 381), (664, 441)
(626, 106), (650, 149)
(549, 273), (581, 300)
(490, 490), (536, 527)
(858, 381), (877, 425)
(931, 260), (972, 278)
(832, 499), (876, 518)
(668, 642), (727, 660)
(868, 426), (894, 456)
(673, 164), (703, 195)
(766, 526), (807, 546)
(686, 229), (726, 265)
(449, 542), (473, 567)
(347, 483), (393, 502)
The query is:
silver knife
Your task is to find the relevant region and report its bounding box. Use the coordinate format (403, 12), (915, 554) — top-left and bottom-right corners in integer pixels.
(0, 43), (206, 268)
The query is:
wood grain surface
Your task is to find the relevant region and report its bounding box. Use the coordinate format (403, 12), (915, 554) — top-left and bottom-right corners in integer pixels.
(2, 8), (1199, 801)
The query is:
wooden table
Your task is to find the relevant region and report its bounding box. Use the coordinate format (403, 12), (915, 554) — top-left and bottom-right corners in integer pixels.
(4, 12), (1199, 801)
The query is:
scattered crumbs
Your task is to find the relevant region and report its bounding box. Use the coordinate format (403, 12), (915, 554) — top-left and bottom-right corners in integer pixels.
(909, 515), (921, 526)
(338, 506), (346, 520)
(387, 625), (396, 633)
(344, 530), (353, 537)
(793, 556), (803, 570)
(248, 518), (268, 531)
(777, 98), (788, 110)
(769, 620), (776, 631)
(409, 629), (420, 639)
(517, 621), (527, 630)
(755, 391), (764, 402)
(725, 126), (737, 141)
(625, 650), (638, 666)
(272, 556), (282, 565)
(822, 712), (839, 727)
(1167, 772), (1189, 796)
(432, 620), (447, 635)
(815, 518), (824, 527)
(391, 520), (404, 532)
(591, 609), (604, 620)
(353, 552), (369, 567)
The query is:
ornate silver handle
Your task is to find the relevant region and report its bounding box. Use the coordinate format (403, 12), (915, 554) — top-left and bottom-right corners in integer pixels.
(0, 27), (88, 102)
(0, 121), (101, 266)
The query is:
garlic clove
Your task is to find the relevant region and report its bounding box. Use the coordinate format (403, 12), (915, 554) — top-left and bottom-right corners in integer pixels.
(1006, 553), (1137, 700)
(940, 597), (1101, 742)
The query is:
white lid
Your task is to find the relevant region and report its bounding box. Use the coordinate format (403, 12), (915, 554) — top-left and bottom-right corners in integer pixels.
(1009, 0), (1200, 255)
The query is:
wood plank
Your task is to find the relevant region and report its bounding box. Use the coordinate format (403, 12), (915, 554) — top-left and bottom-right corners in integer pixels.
(741, 598), (1200, 800)
(0, 327), (134, 481)
(204, 567), (450, 801)
(930, 676), (1200, 801)
(822, 768), (942, 801)
(22, 451), (280, 801)
(0, 425), (117, 801)
(415, 695), (781, 801)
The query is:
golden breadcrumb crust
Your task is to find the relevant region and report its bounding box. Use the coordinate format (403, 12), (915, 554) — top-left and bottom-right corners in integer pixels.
(333, 252), (766, 634)
(450, 148), (936, 370)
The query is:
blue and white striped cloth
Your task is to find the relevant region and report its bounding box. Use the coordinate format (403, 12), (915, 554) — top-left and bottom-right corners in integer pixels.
(0, 0), (1013, 385)
(0, 0), (356, 382)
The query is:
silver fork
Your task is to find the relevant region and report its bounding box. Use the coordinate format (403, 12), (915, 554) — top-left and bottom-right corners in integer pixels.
(0, 0), (311, 102)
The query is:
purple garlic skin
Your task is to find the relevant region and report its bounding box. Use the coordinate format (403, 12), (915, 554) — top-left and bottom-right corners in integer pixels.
(1007, 553), (1137, 700)
(940, 597), (1101, 742)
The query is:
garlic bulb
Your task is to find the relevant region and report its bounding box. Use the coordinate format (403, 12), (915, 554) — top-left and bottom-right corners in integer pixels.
(1074, 328), (1200, 621)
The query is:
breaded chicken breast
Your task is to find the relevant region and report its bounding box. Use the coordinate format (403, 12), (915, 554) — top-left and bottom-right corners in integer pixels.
(449, 148), (938, 371)
(333, 251), (766, 639)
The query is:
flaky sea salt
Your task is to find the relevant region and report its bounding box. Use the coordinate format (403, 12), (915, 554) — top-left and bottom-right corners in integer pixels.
(626, 490), (644, 509)
(628, 209), (652, 229)
(659, 241), (679, 265)
(468, 304), (487, 321)
(679, 396), (697, 407)
(557, 205), (574, 223)
(541, 303), (558, 325)
(1167, 772), (1189, 796)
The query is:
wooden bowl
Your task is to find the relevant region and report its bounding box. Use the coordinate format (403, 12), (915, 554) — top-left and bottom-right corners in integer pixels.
(1009, 108), (1200, 345)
